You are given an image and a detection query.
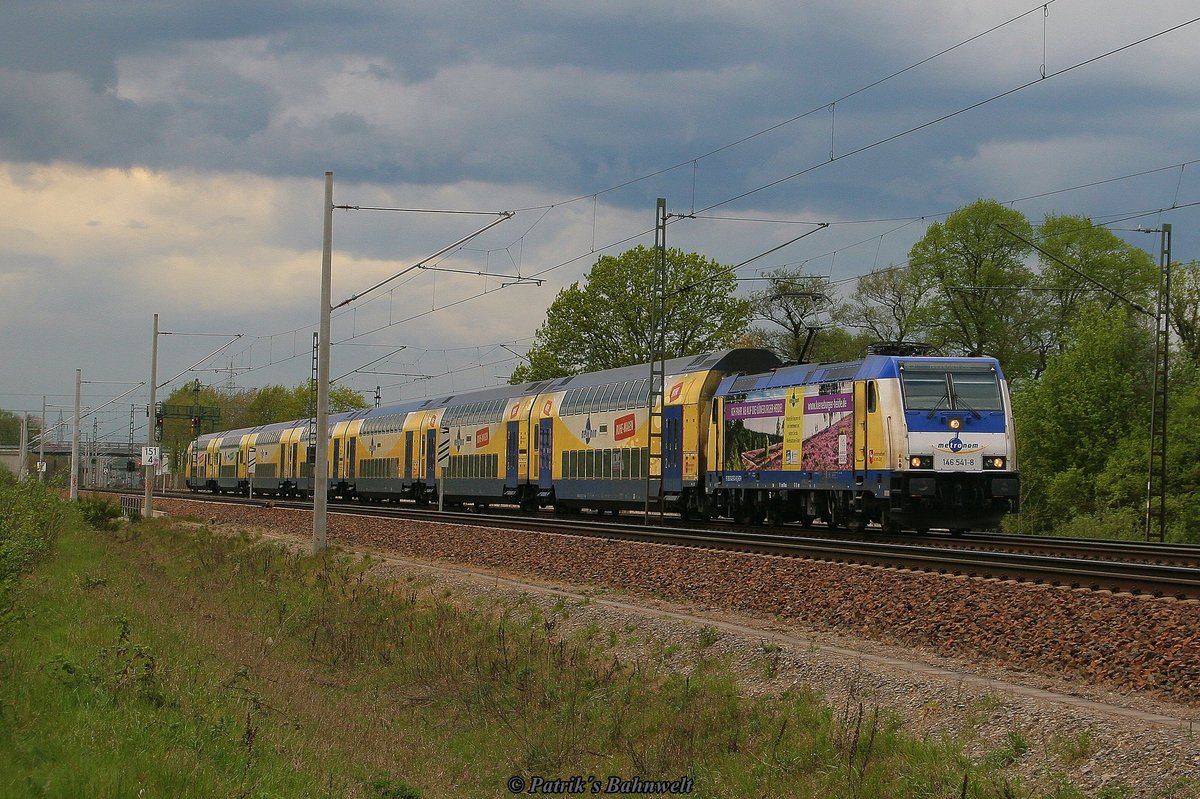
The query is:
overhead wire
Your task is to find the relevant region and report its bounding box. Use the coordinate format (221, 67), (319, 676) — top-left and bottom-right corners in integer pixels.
(508, 1), (1061, 214)
(696, 14), (1200, 214)
(150, 10), (1200, 401)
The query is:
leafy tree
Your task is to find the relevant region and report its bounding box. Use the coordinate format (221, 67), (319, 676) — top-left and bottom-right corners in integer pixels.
(908, 200), (1041, 380)
(1032, 214), (1158, 368)
(0, 410), (26, 446)
(834, 264), (937, 345)
(1011, 303), (1150, 532)
(748, 269), (835, 362)
(1095, 362), (1200, 543)
(736, 324), (873, 364)
(329, 385), (370, 413)
(511, 246), (752, 382)
(807, 327), (876, 363)
(1169, 260), (1200, 364)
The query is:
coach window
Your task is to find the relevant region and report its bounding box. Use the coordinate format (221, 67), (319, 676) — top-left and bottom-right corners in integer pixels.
(581, 385), (598, 413)
(615, 381), (633, 409)
(597, 384), (615, 411)
(867, 381), (877, 413)
(634, 379), (649, 407)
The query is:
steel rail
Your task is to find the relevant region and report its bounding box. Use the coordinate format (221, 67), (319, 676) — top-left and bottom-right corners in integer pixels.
(146, 491), (1200, 599)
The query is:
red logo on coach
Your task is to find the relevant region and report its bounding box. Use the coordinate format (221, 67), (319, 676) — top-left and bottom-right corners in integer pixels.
(669, 383), (683, 402)
(614, 413), (636, 441)
(475, 427), (490, 448)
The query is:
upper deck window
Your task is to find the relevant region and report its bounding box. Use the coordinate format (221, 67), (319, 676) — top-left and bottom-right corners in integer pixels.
(900, 362), (1003, 412)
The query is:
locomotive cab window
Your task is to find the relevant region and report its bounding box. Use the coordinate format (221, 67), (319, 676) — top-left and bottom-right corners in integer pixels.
(899, 362), (1002, 412)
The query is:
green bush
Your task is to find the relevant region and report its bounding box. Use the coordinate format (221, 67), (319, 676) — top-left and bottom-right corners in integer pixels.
(0, 476), (69, 629)
(78, 497), (122, 531)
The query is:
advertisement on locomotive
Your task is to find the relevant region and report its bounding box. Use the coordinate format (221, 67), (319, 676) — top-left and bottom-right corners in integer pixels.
(723, 381), (855, 473)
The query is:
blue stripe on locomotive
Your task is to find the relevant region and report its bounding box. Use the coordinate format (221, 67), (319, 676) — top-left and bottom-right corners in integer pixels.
(726, 354), (1007, 387)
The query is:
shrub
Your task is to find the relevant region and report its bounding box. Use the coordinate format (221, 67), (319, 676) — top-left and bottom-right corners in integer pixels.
(1, 478), (69, 629)
(78, 497), (122, 532)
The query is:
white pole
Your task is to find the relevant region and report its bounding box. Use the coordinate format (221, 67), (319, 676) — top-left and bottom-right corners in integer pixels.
(314, 172), (333, 553)
(17, 414), (27, 482)
(145, 313), (158, 519)
(39, 396), (45, 483)
(70, 369), (80, 501)
(92, 416), (98, 488)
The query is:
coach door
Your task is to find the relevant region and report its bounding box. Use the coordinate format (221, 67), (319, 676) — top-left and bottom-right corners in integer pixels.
(347, 437), (356, 481)
(506, 421), (519, 485)
(662, 405), (684, 492)
(538, 418), (553, 490)
(404, 431), (413, 480)
(333, 439), (341, 484)
(425, 429), (436, 485)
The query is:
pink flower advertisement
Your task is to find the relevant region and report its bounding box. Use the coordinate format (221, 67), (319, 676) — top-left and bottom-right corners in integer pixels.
(723, 382), (854, 473)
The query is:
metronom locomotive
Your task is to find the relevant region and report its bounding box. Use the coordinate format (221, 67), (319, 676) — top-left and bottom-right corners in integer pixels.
(185, 347), (1019, 532)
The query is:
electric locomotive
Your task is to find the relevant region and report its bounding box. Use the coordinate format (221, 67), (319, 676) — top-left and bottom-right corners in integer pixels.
(707, 350), (1019, 532)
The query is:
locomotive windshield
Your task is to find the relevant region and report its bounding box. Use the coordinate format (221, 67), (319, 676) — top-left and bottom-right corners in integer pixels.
(899, 362), (1003, 412)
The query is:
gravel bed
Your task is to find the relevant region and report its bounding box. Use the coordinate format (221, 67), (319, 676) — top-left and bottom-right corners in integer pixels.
(149, 497), (1200, 797)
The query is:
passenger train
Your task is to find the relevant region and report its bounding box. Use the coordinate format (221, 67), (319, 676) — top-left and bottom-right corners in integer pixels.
(185, 347), (1019, 532)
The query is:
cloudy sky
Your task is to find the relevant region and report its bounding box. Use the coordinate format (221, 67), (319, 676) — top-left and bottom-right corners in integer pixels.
(2, 0), (1198, 443)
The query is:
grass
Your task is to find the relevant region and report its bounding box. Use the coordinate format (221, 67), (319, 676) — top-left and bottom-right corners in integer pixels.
(0, 480), (1083, 798)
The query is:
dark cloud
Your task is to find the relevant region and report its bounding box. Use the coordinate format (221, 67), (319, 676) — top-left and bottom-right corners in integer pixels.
(0, 69), (165, 162)
(0, 2), (1196, 220)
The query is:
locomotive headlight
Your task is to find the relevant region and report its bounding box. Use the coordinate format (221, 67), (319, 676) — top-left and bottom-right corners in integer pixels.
(983, 456), (1006, 470)
(910, 456), (921, 468)
(909, 455), (932, 469)
(948, 417), (962, 430)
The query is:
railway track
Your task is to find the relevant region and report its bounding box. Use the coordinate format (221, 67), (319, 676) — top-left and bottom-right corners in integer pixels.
(133, 490), (1200, 600)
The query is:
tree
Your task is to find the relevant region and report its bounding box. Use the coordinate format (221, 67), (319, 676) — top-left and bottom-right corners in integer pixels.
(805, 327), (876, 363)
(1170, 260), (1200, 364)
(834, 264), (937, 345)
(1011, 303), (1151, 532)
(1032, 214), (1158, 367)
(737, 324), (876, 364)
(749, 269), (835, 362)
(245, 385), (304, 426)
(511, 246), (752, 382)
(908, 200), (1041, 380)
(0, 410), (25, 446)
